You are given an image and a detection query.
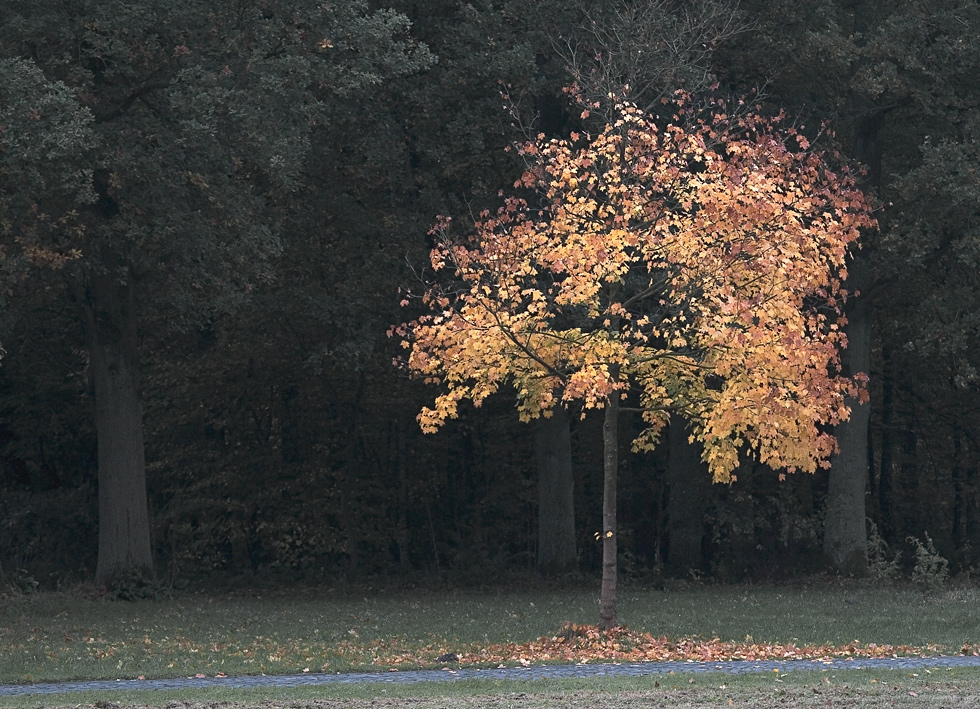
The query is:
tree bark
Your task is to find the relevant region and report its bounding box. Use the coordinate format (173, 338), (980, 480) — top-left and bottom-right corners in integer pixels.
(80, 274), (153, 586)
(878, 346), (895, 542)
(665, 421), (707, 575)
(339, 376), (366, 581)
(396, 429), (411, 572)
(823, 278), (871, 576)
(822, 65), (882, 574)
(535, 406), (577, 575)
(899, 419), (920, 539)
(952, 429), (966, 562)
(599, 378), (619, 630)
(968, 449), (980, 562)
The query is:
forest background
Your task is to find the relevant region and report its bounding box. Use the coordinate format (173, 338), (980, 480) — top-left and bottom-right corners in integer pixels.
(0, 0), (978, 593)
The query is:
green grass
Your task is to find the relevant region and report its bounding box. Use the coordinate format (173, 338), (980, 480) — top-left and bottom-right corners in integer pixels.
(4, 667), (980, 708)
(1, 582), (978, 685)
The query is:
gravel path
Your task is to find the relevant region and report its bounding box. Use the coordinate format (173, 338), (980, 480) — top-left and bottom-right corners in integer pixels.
(4, 655), (980, 696)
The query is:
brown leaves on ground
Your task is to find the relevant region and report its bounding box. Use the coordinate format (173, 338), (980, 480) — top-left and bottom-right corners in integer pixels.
(385, 622), (952, 668)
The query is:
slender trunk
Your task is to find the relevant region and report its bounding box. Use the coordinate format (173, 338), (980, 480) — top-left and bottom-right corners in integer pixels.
(339, 378), (365, 581)
(339, 476), (360, 580)
(395, 423), (411, 572)
(823, 277), (871, 576)
(900, 419), (919, 539)
(878, 346), (895, 542)
(425, 498), (441, 574)
(599, 376), (619, 630)
(866, 411), (876, 503)
(535, 406), (577, 575)
(953, 429), (966, 562)
(968, 447), (980, 566)
(665, 421), (706, 575)
(79, 274), (153, 586)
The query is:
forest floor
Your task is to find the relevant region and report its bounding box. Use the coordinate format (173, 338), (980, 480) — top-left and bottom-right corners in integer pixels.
(2, 580), (980, 706)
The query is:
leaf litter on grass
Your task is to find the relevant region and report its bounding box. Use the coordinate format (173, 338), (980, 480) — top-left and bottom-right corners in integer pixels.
(1, 621), (967, 682)
(380, 623), (954, 669)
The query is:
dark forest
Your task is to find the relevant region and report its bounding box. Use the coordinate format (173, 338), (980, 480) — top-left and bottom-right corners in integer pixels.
(1, 0), (978, 595)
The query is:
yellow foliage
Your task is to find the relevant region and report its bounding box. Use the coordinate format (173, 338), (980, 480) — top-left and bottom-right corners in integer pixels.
(394, 96), (875, 480)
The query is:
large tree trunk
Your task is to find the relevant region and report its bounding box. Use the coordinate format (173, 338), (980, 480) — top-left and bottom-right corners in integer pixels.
(823, 277), (871, 575)
(535, 406), (577, 575)
(822, 67), (882, 575)
(599, 381), (619, 630)
(665, 422), (707, 575)
(80, 274), (153, 586)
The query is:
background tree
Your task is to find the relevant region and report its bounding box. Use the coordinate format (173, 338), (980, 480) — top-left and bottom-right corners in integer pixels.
(395, 96), (874, 627)
(0, 0), (432, 585)
(137, 0), (541, 583)
(664, 420), (710, 575)
(0, 58), (93, 278)
(4, 0), (979, 591)
(535, 404), (577, 574)
(720, 0), (980, 573)
(557, 0), (747, 121)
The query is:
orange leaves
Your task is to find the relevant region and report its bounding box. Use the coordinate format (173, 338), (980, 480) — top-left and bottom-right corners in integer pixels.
(373, 623), (943, 668)
(393, 93), (875, 479)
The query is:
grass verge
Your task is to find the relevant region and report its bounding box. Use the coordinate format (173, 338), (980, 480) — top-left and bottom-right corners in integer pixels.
(4, 667), (980, 708)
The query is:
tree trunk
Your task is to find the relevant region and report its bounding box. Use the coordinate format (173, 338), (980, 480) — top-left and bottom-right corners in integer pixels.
(396, 437), (411, 572)
(81, 274), (153, 586)
(339, 377), (366, 581)
(952, 429), (966, 564)
(822, 77), (881, 575)
(535, 406), (577, 575)
(968, 449), (980, 566)
(878, 346), (895, 542)
(899, 419), (919, 539)
(823, 277), (871, 576)
(599, 380), (619, 630)
(665, 421), (706, 575)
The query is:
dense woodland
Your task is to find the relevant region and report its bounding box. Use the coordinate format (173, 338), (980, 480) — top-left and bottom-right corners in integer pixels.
(1, 0), (978, 593)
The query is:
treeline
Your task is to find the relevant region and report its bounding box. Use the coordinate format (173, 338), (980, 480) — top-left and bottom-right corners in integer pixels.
(0, 0), (978, 590)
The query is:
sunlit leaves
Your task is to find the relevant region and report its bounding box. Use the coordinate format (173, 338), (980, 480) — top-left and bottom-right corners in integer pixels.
(394, 95), (875, 480)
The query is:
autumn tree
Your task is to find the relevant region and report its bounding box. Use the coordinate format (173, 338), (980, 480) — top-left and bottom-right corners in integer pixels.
(502, 0), (749, 576)
(394, 95), (874, 628)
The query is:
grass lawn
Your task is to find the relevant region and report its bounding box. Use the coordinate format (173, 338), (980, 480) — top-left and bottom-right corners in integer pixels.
(5, 668), (980, 708)
(1, 581), (979, 687)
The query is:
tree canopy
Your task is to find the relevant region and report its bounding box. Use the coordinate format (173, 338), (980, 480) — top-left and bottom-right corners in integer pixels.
(394, 94), (874, 626)
(396, 96), (874, 480)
